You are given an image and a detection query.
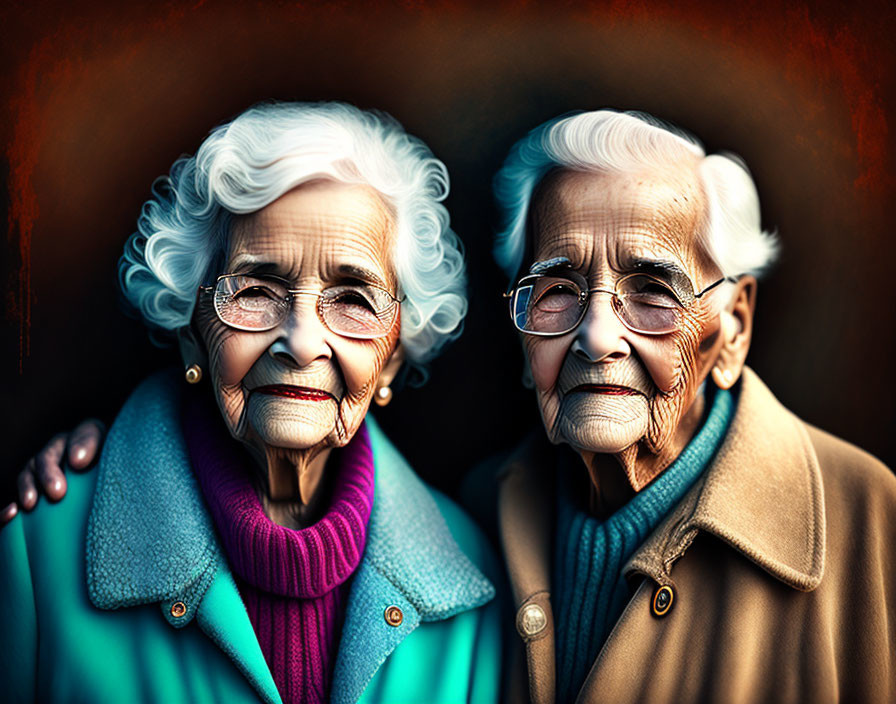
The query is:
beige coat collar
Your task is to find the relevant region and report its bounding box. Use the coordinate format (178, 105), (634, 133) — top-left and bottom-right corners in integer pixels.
(625, 367), (825, 592)
(498, 368), (826, 703)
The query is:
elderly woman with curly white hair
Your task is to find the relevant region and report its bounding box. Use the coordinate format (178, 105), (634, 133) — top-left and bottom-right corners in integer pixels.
(0, 102), (501, 704)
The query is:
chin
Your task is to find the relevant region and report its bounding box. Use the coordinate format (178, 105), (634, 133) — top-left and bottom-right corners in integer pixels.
(556, 393), (649, 454)
(247, 394), (336, 449)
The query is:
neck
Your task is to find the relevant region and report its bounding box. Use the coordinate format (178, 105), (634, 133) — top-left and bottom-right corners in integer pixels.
(577, 390), (707, 517)
(244, 443), (333, 529)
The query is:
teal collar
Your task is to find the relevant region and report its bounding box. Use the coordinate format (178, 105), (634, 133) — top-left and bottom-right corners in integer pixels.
(332, 414), (495, 704)
(86, 370), (493, 703)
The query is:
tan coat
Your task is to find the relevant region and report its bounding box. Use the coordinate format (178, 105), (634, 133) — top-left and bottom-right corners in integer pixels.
(498, 368), (896, 703)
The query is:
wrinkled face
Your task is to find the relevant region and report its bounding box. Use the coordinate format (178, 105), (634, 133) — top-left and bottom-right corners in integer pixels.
(193, 180), (401, 453)
(523, 166), (726, 469)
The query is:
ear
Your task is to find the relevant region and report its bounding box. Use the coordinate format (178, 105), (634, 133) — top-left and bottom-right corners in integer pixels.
(376, 342), (406, 390)
(177, 325), (209, 371)
(711, 276), (757, 390)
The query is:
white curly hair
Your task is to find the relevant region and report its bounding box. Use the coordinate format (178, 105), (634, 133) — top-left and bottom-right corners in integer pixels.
(119, 101), (467, 369)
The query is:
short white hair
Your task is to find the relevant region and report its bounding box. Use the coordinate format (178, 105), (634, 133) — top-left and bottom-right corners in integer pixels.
(493, 110), (778, 283)
(119, 101), (467, 368)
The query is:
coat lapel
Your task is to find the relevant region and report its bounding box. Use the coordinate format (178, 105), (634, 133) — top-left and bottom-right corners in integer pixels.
(86, 370), (220, 620)
(330, 415), (496, 704)
(196, 566), (282, 704)
(85, 370), (281, 703)
(624, 367), (826, 591)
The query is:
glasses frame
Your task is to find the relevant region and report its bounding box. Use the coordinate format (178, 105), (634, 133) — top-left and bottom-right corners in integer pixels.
(503, 270), (737, 337)
(199, 273), (403, 339)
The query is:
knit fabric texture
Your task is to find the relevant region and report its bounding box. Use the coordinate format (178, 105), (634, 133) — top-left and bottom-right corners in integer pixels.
(554, 386), (734, 703)
(184, 389), (375, 704)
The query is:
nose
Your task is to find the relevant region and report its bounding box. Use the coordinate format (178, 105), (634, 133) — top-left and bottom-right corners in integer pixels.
(570, 292), (631, 363)
(267, 296), (332, 369)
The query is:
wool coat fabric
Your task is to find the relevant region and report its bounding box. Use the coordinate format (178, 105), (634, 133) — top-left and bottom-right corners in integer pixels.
(498, 367), (896, 703)
(0, 371), (502, 703)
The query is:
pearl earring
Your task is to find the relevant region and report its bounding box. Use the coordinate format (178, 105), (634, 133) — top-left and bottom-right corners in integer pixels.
(374, 386), (393, 407)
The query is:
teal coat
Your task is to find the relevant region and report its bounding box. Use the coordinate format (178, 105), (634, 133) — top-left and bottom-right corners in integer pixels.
(1, 372), (501, 703)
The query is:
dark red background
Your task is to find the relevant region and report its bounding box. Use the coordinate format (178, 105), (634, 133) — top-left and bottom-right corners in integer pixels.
(3, 0), (895, 499)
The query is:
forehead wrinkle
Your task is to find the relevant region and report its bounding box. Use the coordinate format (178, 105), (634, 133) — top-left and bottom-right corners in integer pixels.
(531, 166), (708, 284)
(227, 184), (397, 289)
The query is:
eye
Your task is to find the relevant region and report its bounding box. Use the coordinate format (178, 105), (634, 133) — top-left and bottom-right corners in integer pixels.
(329, 287), (379, 313)
(231, 283), (282, 310)
(232, 284), (279, 300)
(533, 280), (580, 313)
(621, 275), (680, 308)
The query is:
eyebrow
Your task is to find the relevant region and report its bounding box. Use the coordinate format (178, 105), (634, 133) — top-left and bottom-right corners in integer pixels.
(227, 258), (387, 287)
(229, 257), (282, 276)
(337, 264), (388, 288)
(529, 256), (572, 275)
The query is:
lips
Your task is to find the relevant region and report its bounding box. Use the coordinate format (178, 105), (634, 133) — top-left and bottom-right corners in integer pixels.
(569, 384), (640, 396)
(251, 384), (336, 402)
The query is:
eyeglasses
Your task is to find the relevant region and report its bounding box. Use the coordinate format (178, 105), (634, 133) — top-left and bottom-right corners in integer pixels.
(504, 270), (734, 336)
(199, 273), (402, 339)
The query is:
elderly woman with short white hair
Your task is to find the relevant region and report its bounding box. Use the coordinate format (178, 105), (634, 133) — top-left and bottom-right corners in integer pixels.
(0, 102), (500, 704)
(492, 110), (896, 703)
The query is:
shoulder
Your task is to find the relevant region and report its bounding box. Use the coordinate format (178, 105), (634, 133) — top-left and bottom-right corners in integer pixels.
(803, 422), (896, 532)
(805, 422), (894, 489)
(0, 466), (97, 701)
(1, 464), (97, 559)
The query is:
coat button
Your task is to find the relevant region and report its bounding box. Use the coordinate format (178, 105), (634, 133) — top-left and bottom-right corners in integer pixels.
(517, 603), (547, 637)
(651, 585), (674, 617)
(384, 605), (403, 627)
(170, 601), (187, 618)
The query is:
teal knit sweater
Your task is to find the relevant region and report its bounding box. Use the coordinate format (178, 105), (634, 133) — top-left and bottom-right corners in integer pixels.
(553, 386), (734, 702)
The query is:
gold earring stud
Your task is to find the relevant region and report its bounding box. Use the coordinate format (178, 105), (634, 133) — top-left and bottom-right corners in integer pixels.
(374, 385), (393, 407)
(185, 364), (203, 384)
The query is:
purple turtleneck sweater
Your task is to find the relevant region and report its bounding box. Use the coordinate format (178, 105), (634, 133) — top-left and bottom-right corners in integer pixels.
(182, 390), (375, 704)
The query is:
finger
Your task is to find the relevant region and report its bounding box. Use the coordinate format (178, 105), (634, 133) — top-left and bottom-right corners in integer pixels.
(35, 433), (68, 502)
(17, 462), (39, 510)
(67, 418), (106, 471)
(0, 502), (18, 526)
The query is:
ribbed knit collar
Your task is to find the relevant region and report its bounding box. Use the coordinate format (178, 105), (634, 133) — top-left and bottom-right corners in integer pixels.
(183, 388), (375, 600)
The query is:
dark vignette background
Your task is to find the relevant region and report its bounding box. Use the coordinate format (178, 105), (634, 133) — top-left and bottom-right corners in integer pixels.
(3, 0), (895, 502)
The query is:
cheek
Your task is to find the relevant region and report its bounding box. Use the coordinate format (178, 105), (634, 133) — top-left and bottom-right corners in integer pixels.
(635, 308), (718, 394)
(200, 317), (273, 388)
(526, 337), (570, 391)
(334, 336), (396, 401)
(195, 308), (273, 388)
(213, 334), (272, 386)
(632, 337), (681, 393)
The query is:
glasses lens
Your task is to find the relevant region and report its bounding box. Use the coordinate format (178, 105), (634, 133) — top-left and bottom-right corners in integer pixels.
(616, 274), (681, 333)
(214, 275), (290, 330)
(321, 284), (398, 339)
(513, 276), (584, 334)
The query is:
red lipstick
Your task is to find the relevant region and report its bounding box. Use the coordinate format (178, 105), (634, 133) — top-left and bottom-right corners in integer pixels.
(252, 385), (335, 402)
(572, 384), (638, 396)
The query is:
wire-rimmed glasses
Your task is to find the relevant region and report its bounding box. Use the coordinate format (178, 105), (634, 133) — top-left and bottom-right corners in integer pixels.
(504, 270), (735, 336)
(199, 273), (402, 339)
